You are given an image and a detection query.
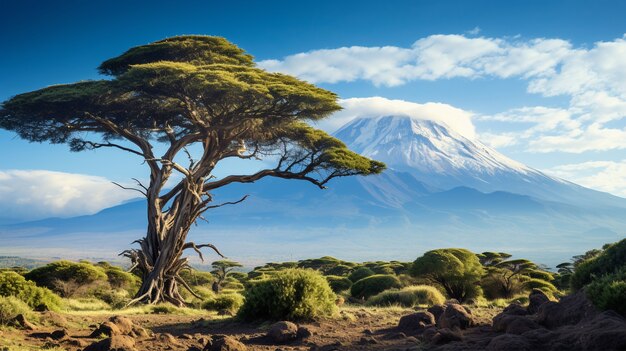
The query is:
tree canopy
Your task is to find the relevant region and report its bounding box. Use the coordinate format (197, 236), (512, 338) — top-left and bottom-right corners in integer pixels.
(0, 35), (385, 306)
(410, 248), (484, 302)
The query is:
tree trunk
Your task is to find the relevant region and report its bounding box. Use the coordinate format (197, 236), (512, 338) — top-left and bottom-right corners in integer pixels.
(122, 180), (211, 306)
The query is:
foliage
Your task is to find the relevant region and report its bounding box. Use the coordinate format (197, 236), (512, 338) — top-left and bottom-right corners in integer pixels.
(522, 278), (557, 292)
(0, 271), (61, 310)
(481, 258), (553, 299)
(570, 239), (626, 290)
(410, 248), (484, 302)
(585, 269), (626, 316)
(238, 268), (336, 321)
(366, 285), (446, 307)
(211, 260), (243, 293)
(350, 274), (402, 299)
(0, 296), (32, 325)
(179, 269), (213, 287)
(102, 265), (140, 291)
(24, 260), (108, 297)
(202, 293), (244, 314)
(0, 35), (385, 306)
(348, 267), (375, 283)
(325, 275), (353, 293)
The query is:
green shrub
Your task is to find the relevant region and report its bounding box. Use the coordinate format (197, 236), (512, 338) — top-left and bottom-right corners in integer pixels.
(350, 274), (402, 299)
(410, 248), (484, 302)
(94, 288), (132, 309)
(24, 260), (108, 297)
(104, 266), (139, 291)
(238, 268), (336, 321)
(150, 303), (179, 314)
(0, 296), (32, 325)
(522, 278), (557, 294)
(326, 275), (352, 293)
(585, 269), (626, 316)
(571, 239), (626, 290)
(348, 267), (375, 283)
(366, 285), (445, 307)
(202, 293), (244, 314)
(0, 271), (62, 310)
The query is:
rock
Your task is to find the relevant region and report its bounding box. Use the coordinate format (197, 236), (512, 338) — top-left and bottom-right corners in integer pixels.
(296, 326), (313, 339)
(309, 341), (342, 351)
(382, 331), (406, 340)
(204, 335), (247, 351)
(437, 304), (474, 330)
(90, 321), (121, 337)
(427, 304), (446, 323)
(49, 329), (69, 340)
(445, 299), (460, 305)
(493, 312), (540, 334)
(486, 334), (532, 351)
(527, 289), (550, 314)
(11, 314), (35, 330)
(267, 321), (298, 343)
(130, 326), (150, 338)
(158, 333), (181, 345)
(502, 303), (528, 316)
(65, 338), (89, 347)
(398, 312), (436, 330)
(431, 328), (463, 344)
(536, 291), (596, 329)
(39, 311), (68, 327)
(109, 316), (134, 334)
(421, 327), (438, 342)
(554, 310), (626, 351)
(84, 335), (137, 351)
(358, 336), (379, 344)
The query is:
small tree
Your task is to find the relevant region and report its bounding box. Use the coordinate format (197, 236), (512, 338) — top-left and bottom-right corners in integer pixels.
(211, 260), (242, 293)
(0, 36), (384, 306)
(482, 258), (553, 298)
(410, 248), (484, 302)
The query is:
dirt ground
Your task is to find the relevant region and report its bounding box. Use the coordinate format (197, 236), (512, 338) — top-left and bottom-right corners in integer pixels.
(0, 306), (501, 351)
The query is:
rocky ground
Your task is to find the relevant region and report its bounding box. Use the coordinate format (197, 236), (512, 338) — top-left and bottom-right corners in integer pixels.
(1, 290), (625, 351)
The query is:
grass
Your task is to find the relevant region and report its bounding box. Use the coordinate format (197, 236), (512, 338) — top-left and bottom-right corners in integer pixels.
(63, 298), (111, 311)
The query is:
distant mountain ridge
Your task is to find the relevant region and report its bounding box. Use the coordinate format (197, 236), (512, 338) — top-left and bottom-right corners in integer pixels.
(1, 115), (625, 266)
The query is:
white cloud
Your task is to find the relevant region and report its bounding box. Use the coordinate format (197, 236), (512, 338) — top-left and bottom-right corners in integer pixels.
(315, 97), (476, 139)
(547, 160), (626, 197)
(0, 170), (137, 221)
(261, 34), (626, 154)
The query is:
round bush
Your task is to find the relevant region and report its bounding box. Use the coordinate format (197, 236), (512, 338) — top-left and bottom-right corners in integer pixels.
(238, 268), (336, 321)
(0, 271), (61, 310)
(202, 293), (244, 314)
(366, 285), (445, 307)
(348, 267), (375, 283)
(24, 260), (107, 292)
(350, 274), (402, 299)
(585, 269), (626, 316)
(0, 296), (32, 325)
(326, 275), (352, 293)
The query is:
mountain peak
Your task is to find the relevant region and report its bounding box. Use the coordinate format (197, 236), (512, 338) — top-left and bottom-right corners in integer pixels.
(334, 115), (625, 207)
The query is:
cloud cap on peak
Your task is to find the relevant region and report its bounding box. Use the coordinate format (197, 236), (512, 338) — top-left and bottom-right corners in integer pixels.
(316, 97), (476, 140)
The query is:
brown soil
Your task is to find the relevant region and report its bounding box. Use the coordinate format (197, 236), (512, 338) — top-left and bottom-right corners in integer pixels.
(0, 306), (502, 351)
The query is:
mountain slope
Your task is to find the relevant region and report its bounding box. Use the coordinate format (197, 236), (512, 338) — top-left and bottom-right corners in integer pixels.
(334, 115), (626, 208)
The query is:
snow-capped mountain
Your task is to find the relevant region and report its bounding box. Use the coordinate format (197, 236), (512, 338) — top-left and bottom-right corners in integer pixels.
(334, 115), (626, 208)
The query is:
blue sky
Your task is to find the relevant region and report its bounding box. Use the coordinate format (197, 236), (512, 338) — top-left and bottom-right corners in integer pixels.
(2, 0), (626, 219)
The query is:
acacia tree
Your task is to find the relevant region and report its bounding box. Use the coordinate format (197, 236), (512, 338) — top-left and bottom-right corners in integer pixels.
(210, 260), (242, 293)
(0, 36), (385, 306)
